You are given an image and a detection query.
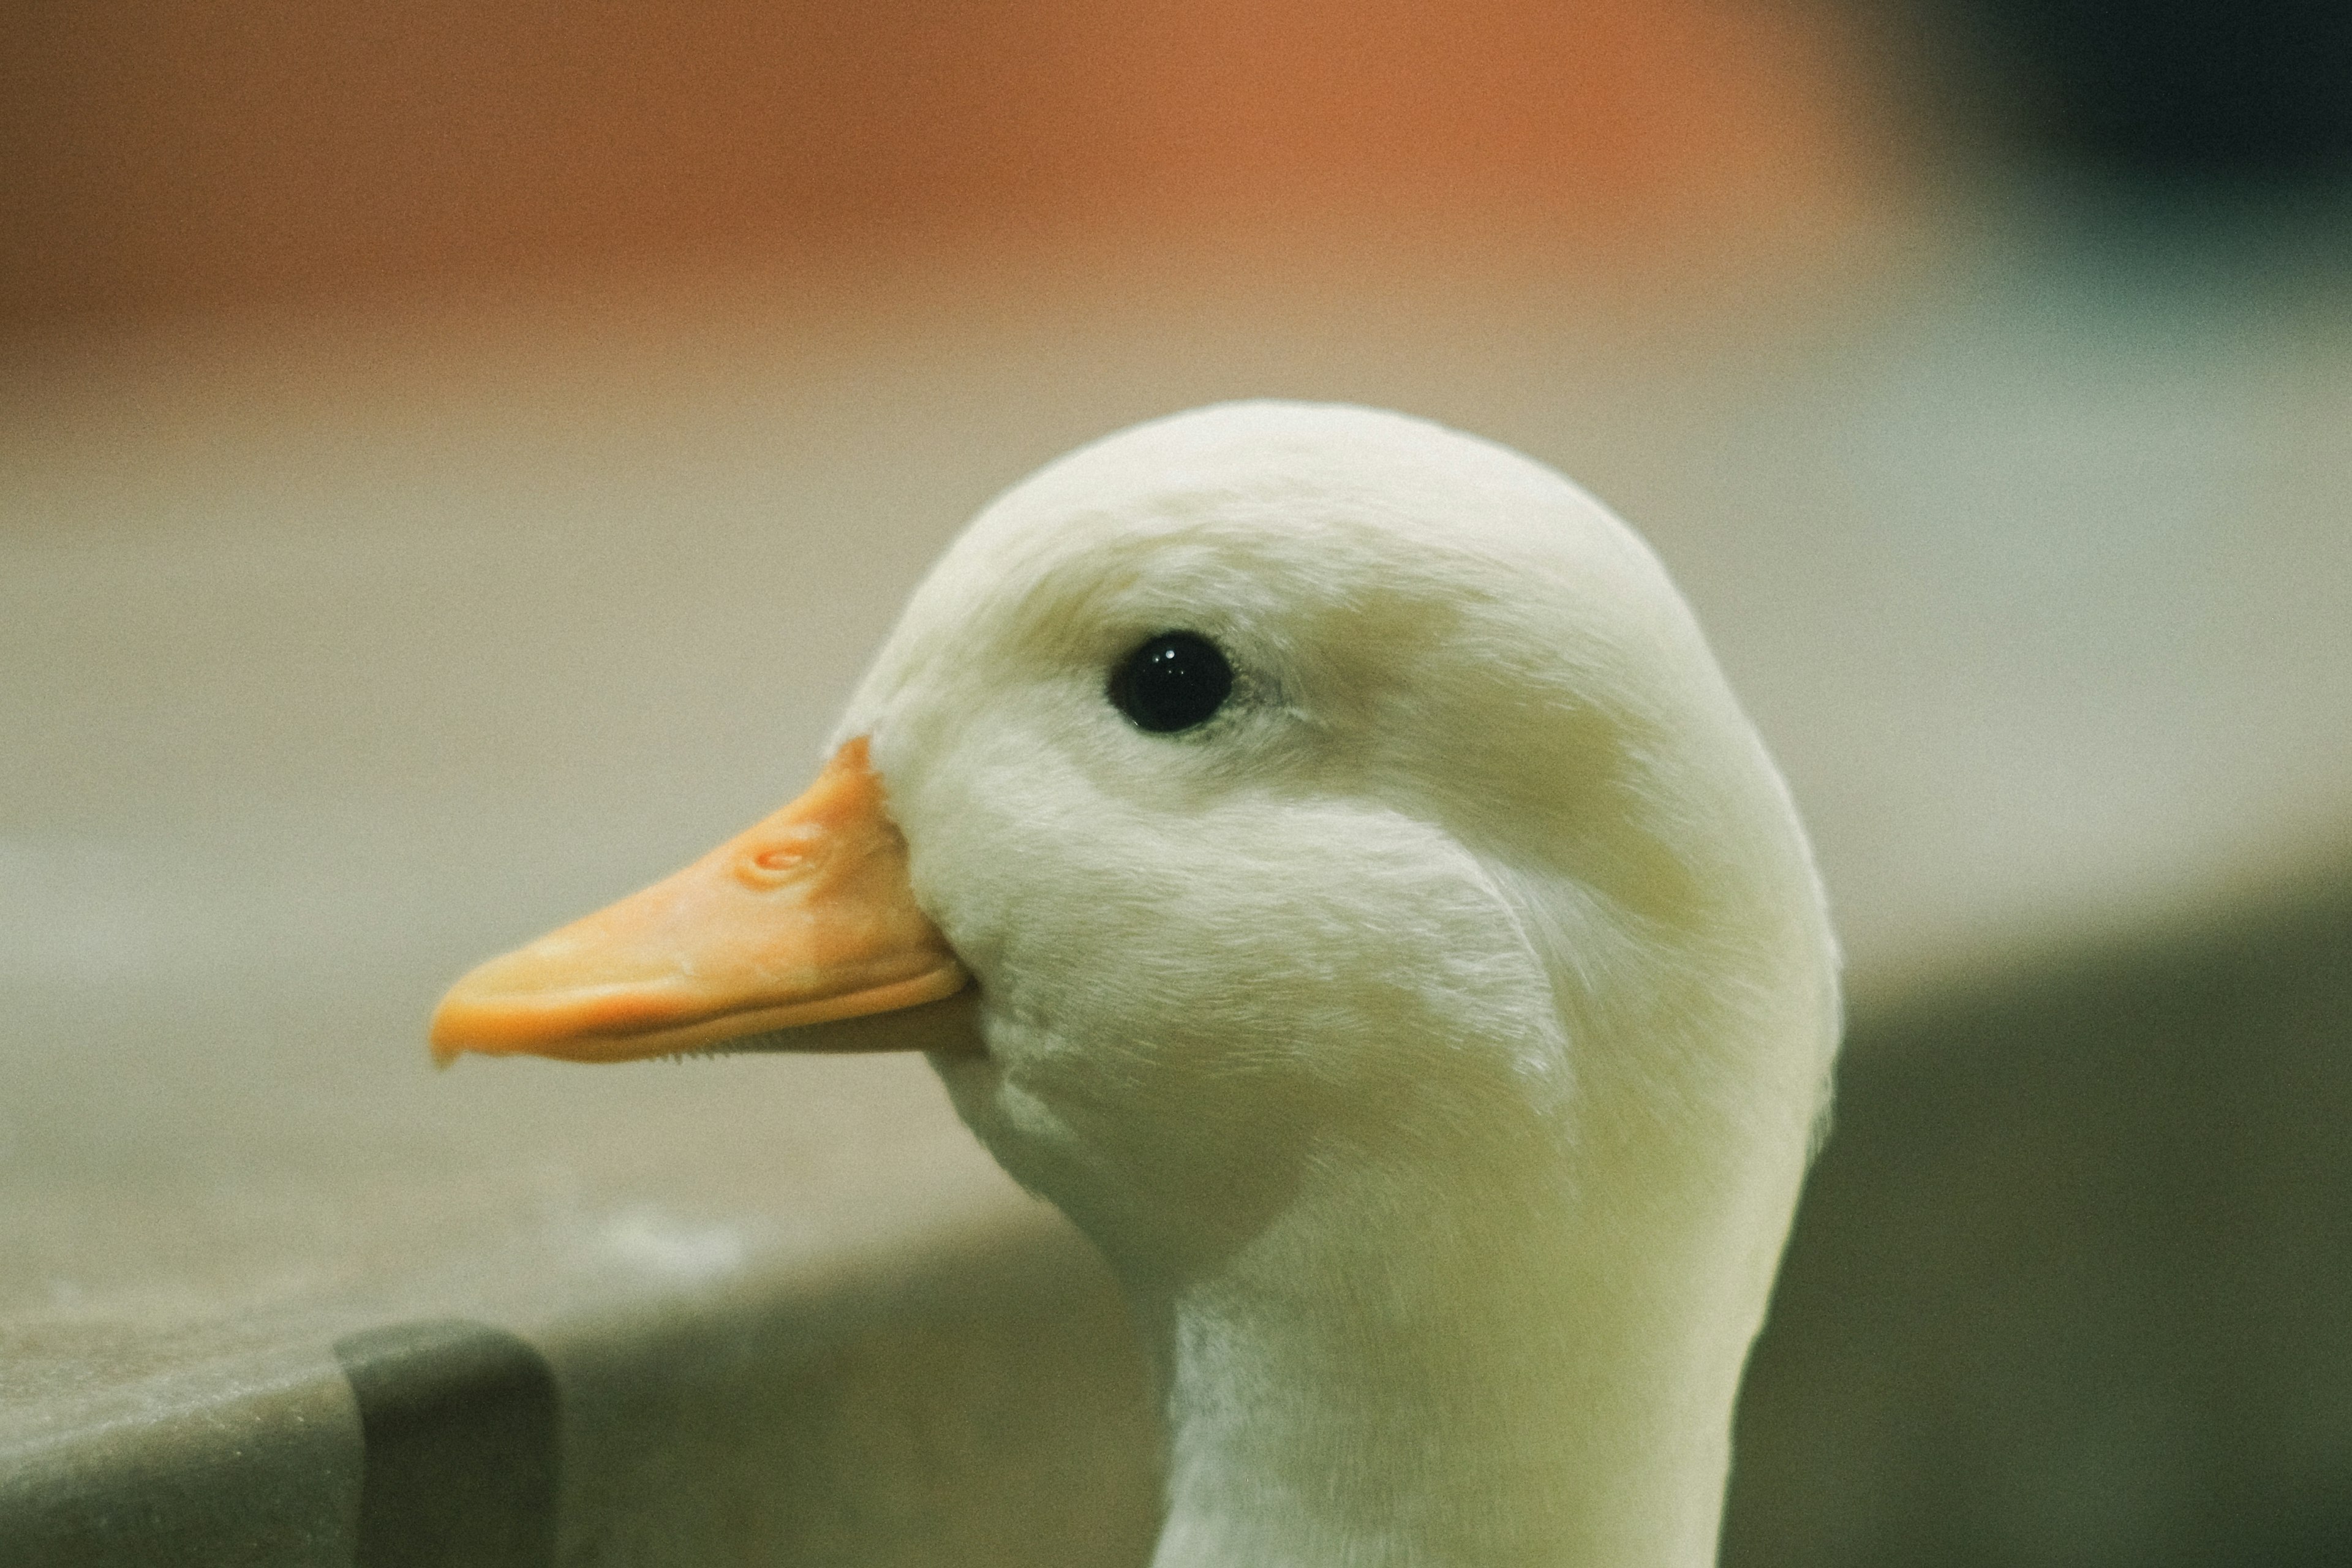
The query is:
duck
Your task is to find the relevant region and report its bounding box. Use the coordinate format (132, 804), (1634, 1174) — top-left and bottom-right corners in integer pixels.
(431, 401), (1841, 1568)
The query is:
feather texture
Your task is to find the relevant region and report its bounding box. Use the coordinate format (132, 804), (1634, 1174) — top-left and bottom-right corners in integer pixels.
(839, 402), (1839, 1567)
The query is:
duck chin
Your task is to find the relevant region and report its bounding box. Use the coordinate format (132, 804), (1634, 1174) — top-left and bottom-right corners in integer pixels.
(929, 949), (1575, 1310)
(929, 1007), (1319, 1286)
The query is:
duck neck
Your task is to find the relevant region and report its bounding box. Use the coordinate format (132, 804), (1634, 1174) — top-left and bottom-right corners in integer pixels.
(1123, 1128), (1774, 1568)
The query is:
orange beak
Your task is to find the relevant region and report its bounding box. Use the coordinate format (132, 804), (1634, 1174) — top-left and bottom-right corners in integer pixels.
(429, 737), (972, 1065)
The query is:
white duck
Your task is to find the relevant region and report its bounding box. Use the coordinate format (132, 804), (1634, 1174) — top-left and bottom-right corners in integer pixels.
(432, 402), (1840, 1568)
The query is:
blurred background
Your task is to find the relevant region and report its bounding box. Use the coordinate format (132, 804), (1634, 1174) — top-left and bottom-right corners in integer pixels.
(4, 2), (2349, 1564)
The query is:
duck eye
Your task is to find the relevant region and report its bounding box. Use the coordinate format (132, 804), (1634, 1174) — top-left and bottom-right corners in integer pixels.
(1109, 632), (1234, 734)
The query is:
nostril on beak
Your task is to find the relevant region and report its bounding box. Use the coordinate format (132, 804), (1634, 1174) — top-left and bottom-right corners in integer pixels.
(736, 826), (826, 888)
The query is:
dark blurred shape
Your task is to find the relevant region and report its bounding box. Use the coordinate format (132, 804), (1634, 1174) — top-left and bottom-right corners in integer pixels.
(1726, 869), (2352, 1566)
(1949, 0), (2352, 182)
(337, 1321), (560, 1568)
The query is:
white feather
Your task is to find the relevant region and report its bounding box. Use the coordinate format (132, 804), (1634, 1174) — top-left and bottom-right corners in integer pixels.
(837, 402), (1839, 1567)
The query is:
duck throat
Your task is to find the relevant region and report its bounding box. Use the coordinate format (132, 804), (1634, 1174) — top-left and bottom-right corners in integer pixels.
(1122, 1144), (1775, 1568)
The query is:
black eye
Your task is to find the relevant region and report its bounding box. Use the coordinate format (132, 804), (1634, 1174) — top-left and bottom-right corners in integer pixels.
(1109, 632), (1234, 734)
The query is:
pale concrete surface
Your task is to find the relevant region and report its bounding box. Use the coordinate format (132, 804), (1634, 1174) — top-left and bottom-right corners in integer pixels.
(3, 208), (2348, 1561)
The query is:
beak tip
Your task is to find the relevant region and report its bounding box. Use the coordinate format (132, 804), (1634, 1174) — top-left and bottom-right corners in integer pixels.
(427, 987), (495, 1067)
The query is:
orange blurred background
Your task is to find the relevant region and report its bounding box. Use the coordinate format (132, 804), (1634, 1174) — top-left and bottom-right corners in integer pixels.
(1, 0), (1914, 326)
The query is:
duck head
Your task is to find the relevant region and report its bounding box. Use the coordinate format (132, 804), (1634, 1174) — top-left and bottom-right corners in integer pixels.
(434, 402), (1839, 1566)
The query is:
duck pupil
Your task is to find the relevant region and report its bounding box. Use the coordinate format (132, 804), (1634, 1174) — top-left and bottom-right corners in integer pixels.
(1110, 633), (1234, 734)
